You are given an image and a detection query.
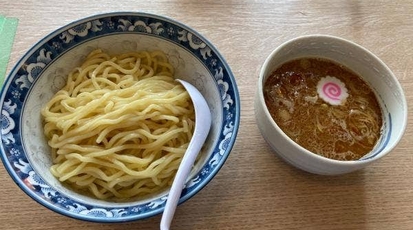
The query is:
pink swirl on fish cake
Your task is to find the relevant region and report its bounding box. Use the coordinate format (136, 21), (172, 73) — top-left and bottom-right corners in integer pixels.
(317, 76), (348, 105)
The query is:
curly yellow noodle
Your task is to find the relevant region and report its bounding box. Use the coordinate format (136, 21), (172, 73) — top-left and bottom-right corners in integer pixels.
(42, 49), (195, 200)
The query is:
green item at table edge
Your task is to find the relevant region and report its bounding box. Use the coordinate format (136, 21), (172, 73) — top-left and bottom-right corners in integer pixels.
(0, 16), (18, 88)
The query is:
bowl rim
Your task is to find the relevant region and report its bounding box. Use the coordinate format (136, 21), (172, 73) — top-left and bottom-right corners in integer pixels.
(0, 11), (240, 222)
(257, 34), (408, 166)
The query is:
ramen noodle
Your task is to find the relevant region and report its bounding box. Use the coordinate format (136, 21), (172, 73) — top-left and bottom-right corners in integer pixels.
(41, 49), (195, 200)
(264, 57), (383, 161)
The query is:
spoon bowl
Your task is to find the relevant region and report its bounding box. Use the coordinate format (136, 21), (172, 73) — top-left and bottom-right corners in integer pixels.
(160, 79), (212, 230)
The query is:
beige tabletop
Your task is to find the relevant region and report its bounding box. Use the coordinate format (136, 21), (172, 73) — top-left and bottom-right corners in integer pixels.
(1, 1), (413, 229)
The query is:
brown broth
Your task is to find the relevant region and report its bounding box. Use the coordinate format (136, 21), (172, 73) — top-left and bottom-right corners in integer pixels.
(263, 58), (383, 161)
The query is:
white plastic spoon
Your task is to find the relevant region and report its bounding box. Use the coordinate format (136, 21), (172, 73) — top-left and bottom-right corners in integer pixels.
(160, 79), (212, 230)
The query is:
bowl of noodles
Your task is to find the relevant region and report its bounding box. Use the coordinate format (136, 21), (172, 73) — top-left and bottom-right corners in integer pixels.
(0, 12), (240, 222)
(255, 35), (407, 175)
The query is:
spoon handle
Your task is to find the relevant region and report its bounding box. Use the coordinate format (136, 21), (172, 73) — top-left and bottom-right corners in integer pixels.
(160, 80), (211, 230)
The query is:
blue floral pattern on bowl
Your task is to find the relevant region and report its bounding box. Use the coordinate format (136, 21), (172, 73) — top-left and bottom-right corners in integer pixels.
(0, 12), (240, 222)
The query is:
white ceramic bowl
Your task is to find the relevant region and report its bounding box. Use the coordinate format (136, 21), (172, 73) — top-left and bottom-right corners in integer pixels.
(0, 12), (240, 222)
(255, 34), (407, 175)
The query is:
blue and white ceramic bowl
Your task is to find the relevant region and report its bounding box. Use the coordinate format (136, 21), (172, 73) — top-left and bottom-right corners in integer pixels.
(0, 12), (240, 222)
